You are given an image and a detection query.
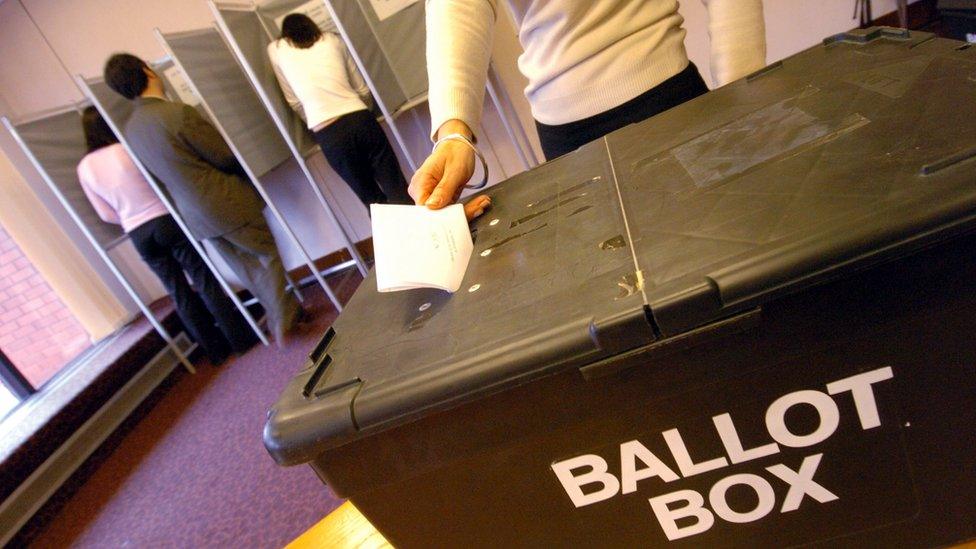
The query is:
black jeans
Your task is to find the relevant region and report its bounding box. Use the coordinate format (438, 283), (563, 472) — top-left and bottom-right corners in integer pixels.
(129, 215), (257, 361)
(535, 62), (709, 160)
(313, 109), (412, 206)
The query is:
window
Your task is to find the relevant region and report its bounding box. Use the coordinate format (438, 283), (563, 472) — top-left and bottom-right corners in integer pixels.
(0, 224), (91, 415)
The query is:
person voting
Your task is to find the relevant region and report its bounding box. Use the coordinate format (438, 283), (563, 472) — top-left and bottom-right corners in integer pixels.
(77, 107), (258, 362)
(268, 13), (411, 209)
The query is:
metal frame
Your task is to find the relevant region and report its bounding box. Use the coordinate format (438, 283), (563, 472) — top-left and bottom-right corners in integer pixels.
(320, 0), (539, 177)
(319, 0), (420, 171)
(210, 1), (369, 280)
(2, 115), (198, 373)
(75, 75), (270, 346)
(155, 27), (351, 312)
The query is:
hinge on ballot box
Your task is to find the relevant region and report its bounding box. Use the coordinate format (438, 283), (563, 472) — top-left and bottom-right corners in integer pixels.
(581, 308), (762, 380)
(823, 26), (912, 46)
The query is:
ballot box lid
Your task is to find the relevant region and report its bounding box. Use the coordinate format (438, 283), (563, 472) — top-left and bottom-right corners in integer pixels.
(613, 27), (976, 336)
(266, 143), (657, 464)
(265, 29), (976, 465)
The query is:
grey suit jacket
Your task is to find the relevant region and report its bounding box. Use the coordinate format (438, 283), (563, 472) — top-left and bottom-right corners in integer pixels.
(124, 97), (264, 239)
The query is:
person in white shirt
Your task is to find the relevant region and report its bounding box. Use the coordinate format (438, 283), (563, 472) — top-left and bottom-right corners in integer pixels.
(411, 0), (767, 219)
(269, 13), (411, 207)
(77, 107), (258, 364)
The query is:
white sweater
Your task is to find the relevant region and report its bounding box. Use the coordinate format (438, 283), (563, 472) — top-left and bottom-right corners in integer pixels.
(426, 0), (766, 135)
(268, 34), (372, 130)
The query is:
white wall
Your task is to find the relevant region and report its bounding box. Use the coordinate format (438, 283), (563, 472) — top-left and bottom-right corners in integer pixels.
(680, 0), (920, 89)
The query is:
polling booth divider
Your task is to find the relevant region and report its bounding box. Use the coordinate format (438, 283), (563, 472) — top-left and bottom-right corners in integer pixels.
(155, 26), (349, 312)
(318, 0), (538, 172)
(1, 108), (197, 373)
(211, 0), (536, 201)
(209, 1), (370, 279)
(75, 66), (270, 346)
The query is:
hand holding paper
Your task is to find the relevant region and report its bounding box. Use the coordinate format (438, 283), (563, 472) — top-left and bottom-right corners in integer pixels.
(371, 204), (473, 293)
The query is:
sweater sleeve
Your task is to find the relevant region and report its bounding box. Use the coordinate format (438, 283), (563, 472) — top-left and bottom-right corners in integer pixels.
(425, 0), (497, 140)
(77, 160), (121, 225)
(701, 0), (767, 87)
(268, 41), (306, 119)
(342, 42), (371, 99)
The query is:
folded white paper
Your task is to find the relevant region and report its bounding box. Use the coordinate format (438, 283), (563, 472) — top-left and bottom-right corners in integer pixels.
(370, 204), (473, 293)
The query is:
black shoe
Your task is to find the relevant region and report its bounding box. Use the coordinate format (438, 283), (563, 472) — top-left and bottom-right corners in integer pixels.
(230, 332), (261, 355)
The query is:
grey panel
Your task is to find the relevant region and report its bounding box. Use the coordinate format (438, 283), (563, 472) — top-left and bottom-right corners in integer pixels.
(326, 0), (421, 111)
(163, 28), (292, 178)
(219, 8), (317, 155)
(15, 110), (125, 247)
(357, 0), (427, 100)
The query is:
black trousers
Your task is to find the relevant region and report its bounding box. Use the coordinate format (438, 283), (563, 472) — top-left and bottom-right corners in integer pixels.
(535, 62), (709, 160)
(313, 109), (412, 207)
(129, 215), (257, 361)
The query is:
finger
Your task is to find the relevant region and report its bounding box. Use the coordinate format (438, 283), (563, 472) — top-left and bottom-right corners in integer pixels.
(426, 174), (466, 209)
(464, 200), (486, 221)
(463, 195), (492, 221)
(427, 154), (473, 208)
(409, 169), (438, 206)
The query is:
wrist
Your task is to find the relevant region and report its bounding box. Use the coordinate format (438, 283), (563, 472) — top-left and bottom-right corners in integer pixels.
(433, 132), (489, 191)
(436, 119), (474, 142)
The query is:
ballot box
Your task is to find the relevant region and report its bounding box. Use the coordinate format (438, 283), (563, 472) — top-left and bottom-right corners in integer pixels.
(264, 28), (976, 547)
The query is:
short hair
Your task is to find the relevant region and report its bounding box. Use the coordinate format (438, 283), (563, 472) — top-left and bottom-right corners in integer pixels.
(104, 53), (149, 100)
(281, 14), (322, 49)
(81, 106), (118, 153)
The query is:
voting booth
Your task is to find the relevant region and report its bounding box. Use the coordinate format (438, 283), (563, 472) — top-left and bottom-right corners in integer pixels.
(155, 25), (357, 312)
(211, 0), (535, 194)
(264, 29), (976, 546)
(317, 0), (537, 170)
(2, 106), (196, 372)
(77, 62), (269, 345)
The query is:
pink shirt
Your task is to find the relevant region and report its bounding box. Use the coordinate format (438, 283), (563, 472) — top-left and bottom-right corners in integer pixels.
(77, 143), (168, 233)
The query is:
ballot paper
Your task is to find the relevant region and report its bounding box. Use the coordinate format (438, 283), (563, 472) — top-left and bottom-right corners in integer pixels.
(371, 204), (473, 293)
(162, 66), (200, 107)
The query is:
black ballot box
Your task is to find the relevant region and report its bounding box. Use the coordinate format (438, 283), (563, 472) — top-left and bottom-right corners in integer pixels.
(265, 28), (976, 547)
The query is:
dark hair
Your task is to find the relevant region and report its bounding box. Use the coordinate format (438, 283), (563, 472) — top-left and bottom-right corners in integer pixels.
(281, 14), (322, 49)
(104, 53), (149, 99)
(81, 106), (118, 153)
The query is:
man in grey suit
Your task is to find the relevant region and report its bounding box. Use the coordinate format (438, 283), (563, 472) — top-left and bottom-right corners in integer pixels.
(104, 53), (301, 345)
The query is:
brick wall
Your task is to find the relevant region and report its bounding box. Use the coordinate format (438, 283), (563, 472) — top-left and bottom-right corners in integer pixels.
(0, 224), (91, 388)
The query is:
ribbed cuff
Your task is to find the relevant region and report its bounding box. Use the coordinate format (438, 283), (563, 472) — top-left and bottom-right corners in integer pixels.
(429, 87), (484, 142)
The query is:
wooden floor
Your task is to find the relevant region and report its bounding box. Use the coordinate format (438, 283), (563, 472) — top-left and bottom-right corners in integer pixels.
(286, 502), (391, 549)
(287, 504), (976, 549)
(289, 502), (976, 549)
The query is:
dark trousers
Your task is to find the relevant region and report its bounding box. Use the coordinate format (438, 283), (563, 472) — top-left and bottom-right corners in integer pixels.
(313, 109), (412, 206)
(208, 215), (300, 345)
(129, 215), (257, 361)
(535, 62), (709, 160)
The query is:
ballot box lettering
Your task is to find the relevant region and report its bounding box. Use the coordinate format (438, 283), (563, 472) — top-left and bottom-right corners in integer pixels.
(549, 366), (916, 545)
(265, 28), (976, 547)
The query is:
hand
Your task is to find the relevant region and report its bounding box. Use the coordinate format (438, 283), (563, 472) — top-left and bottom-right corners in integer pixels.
(409, 120), (491, 221)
